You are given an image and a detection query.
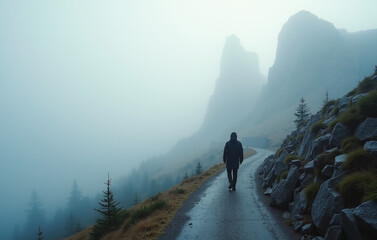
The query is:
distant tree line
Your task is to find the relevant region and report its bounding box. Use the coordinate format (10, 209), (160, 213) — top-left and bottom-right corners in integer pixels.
(11, 147), (222, 240)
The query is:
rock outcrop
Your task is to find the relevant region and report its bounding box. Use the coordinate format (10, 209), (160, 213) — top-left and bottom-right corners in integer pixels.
(258, 70), (377, 239)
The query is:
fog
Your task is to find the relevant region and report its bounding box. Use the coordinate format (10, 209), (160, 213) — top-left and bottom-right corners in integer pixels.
(1, 0), (376, 239)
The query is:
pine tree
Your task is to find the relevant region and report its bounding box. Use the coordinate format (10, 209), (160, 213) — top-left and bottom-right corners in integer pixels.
(183, 170), (189, 180)
(66, 181), (83, 236)
(294, 97), (310, 128)
(323, 88), (329, 106)
(195, 161), (202, 175)
(133, 192), (140, 206)
(23, 190), (46, 239)
(36, 226), (43, 240)
(91, 174), (122, 240)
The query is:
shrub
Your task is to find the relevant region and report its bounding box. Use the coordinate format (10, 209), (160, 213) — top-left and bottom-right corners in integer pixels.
(304, 182), (320, 211)
(343, 149), (376, 172)
(277, 170), (288, 182)
(276, 148), (284, 158)
(310, 121), (326, 135)
(357, 90), (377, 118)
(328, 119), (340, 132)
(169, 188), (185, 195)
(337, 106), (363, 131)
(332, 105), (340, 116)
(281, 171), (288, 180)
(149, 193), (160, 201)
(337, 171), (377, 207)
(129, 200), (167, 224)
(357, 76), (377, 93)
(341, 136), (362, 153)
(316, 149), (341, 173)
(284, 155), (298, 164)
(363, 178), (377, 202)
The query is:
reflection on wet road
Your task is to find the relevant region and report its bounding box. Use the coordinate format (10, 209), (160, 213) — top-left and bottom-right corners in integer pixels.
(175, 149), (292, 240)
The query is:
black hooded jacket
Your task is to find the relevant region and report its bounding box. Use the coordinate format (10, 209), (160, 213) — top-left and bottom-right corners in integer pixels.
(223, 132), (244, 169)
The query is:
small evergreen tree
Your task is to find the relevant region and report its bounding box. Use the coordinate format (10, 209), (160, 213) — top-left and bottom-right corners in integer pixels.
(133, 192), (140, 206)
(23, 190), (46, 239)
(323, 88), (329, 106)
(195, 161), (202, 175)
(294, 97), (310, 128)
(36, 226), (43, 240)
(90, 174), (122, 240)
(183, 170), (189, 180)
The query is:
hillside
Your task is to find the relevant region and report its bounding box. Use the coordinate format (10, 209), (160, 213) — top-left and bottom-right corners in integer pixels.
(258, 69), (377, 239)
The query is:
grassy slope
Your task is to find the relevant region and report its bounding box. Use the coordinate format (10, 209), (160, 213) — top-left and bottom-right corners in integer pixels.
(65, 149), (256, 240)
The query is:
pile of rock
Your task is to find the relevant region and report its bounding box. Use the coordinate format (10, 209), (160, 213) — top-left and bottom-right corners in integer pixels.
(258, 74), (377, 239)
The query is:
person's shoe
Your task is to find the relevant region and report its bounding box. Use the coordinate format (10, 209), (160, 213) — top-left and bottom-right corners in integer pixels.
(228, 184), (232, 191)
(232, 186), (236, 191)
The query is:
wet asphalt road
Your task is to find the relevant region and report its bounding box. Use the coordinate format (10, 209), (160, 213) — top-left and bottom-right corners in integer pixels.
(160, 148), (296, 240)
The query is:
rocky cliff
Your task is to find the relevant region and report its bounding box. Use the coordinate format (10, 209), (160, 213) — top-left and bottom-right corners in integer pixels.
(258, 69), (377, 239)
(172, 35), (265, 155)
(245, 11), (377, 147)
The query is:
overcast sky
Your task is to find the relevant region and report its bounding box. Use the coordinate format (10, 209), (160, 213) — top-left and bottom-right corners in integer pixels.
(1, 0), (376, 237)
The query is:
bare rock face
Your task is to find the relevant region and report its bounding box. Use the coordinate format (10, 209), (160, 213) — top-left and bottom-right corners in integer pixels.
(311, 178), (344, 235)
(298, 129), (315, 157)
(338, 96), (351, 110)
(364, 141), (377, 157)
(341, 209), (363, 240)
(270, 165), (300, 209)
(290, 189), (308, 223)
(333, 154), (347, 178)
(355, 118), (377, 141)
(352, 93), (368, 105)
(329, 123), (351, 148)
(273, 149), (289, 177)
(324, 226), (344, 240)
(353, 200), (377, 238)
(306, 134), (331, 161)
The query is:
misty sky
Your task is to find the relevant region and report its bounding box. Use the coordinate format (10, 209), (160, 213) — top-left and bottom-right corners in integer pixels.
(1, 0), (377, 238)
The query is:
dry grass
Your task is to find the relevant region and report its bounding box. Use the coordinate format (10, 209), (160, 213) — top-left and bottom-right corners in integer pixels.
(65, 227), (93, 240)
(65, 149), (256, 240)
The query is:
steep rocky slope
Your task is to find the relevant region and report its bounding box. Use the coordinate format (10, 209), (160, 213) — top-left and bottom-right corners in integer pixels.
(258, 69), (377, 239)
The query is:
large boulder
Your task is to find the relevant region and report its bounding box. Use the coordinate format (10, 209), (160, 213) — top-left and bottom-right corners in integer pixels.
(323, 116), (337, 126)
(304, 160), (314, 174)
(311, 177), (344, 235)
(352, 93), (368, 105)
(338, 96), (351, 109)
(341, 208), (363, 240)
(321, 165), (334, 178)
(301, 223), (315, 235)
(262, 168), (275, 189)
(300, 173), (314, 188)
(270, 165), (300, 209)
(364, 141), (377, 157)
(306, 134), (331, 161)
(298, 128), (316, 157)
(324, 226), (344, 240)
(333, 154), (347, 177)
(355, 118), (377, 141)
(353, 200), (377, 238)
(273, 149), (289, 177)
(290, 189), (308, 222)
(329, 123), (351, 148)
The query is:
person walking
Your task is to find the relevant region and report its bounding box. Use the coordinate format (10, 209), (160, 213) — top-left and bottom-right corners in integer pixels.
(223, 132), (244, 191)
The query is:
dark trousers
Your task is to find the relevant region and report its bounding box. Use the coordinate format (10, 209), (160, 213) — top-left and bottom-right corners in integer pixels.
(227, 168), (238, 187)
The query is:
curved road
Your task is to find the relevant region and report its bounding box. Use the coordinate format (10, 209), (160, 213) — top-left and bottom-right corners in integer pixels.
(160, 148), (296, 240)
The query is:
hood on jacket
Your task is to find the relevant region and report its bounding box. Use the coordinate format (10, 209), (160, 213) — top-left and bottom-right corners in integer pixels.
(230, 132), (237, 142)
